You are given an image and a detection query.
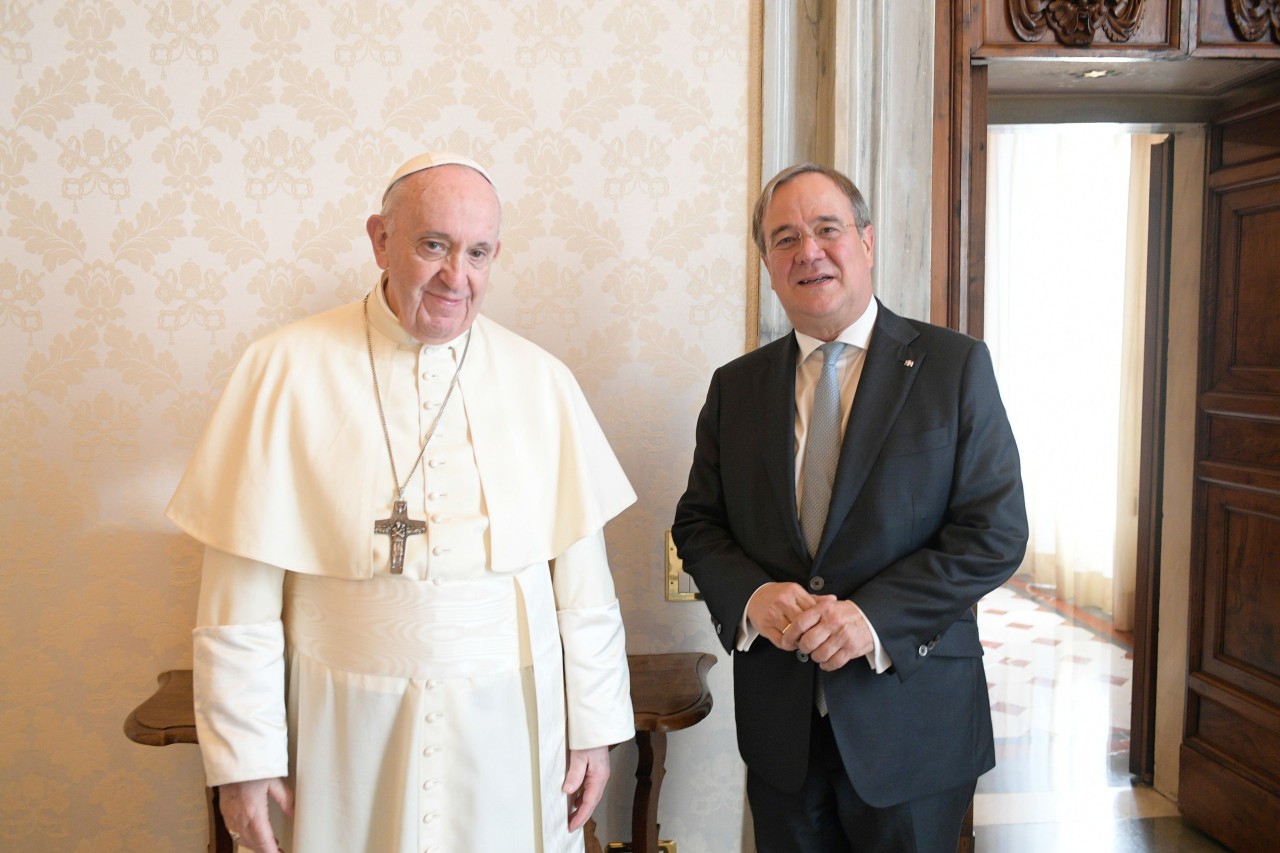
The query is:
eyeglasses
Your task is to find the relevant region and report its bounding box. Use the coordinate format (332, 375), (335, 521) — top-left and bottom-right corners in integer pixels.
(767, 221), (857, 256)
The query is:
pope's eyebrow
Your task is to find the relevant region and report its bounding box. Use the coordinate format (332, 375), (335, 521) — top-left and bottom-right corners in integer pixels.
(416, 232), (495, 252)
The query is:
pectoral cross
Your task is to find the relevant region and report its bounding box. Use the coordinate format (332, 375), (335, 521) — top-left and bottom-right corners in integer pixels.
(374, 499), (426, 575)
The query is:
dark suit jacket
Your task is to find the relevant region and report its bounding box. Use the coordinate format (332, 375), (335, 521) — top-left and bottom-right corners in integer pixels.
(672, 299), (1028, 807)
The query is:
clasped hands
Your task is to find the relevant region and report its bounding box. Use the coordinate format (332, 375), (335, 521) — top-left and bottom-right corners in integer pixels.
(747, 581), (874, 671)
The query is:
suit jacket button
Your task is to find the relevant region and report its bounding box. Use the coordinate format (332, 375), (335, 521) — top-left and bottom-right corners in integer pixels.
(796, 651), (809, 662)
(714, 620), (722, 635)
(918, 644), (929, 657)
(808, 576), (825, 591)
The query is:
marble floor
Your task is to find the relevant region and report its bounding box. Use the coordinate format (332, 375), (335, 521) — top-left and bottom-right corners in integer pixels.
(972, 581), (1227, 852)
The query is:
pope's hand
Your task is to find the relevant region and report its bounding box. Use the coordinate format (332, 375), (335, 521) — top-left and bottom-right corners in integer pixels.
(563, 745), (610, 832)
(218, 777), (294, 852)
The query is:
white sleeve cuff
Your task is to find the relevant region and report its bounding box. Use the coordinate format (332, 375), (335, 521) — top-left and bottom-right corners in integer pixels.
(736, 585), (769, 651)
(558, 599), (634, 750)
(856, 606), (894, 674)
(192, 621), (289, 787)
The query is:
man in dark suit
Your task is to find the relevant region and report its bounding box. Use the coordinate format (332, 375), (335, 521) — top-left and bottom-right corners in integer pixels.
(672, 164), (1028, 852)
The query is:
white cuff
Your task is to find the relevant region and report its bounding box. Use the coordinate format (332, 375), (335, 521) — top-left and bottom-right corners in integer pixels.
(192, 621), (289, 787)
(558, 599), (634, 750)
(858, 608), (894, 674)
(736, 585), (769, 651)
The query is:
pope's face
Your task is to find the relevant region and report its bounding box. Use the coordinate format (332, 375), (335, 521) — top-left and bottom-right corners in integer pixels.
(761, 172), (875, 342)
(366, 165), (501, 345)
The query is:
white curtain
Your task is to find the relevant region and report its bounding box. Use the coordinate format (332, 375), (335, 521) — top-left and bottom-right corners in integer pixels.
(985, 126), (1164, 629)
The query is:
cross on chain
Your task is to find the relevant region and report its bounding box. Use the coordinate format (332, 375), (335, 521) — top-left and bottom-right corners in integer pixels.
(373, 499), (425, 575)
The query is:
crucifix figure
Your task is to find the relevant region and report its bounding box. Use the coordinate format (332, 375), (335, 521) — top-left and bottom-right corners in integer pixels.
(374, 499), (426, 575)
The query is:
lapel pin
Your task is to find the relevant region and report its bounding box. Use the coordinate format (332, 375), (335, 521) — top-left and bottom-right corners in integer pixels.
(903, 358), (915, 368)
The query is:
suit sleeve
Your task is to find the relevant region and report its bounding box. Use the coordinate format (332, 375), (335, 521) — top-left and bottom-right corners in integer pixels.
(672, 369), (779, 654)
(853, 341), (1028, 681)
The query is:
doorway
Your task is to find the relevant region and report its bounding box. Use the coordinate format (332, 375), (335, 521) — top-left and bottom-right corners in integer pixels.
(983, 120), (1157, 776)
(984, 124), (1158, 640)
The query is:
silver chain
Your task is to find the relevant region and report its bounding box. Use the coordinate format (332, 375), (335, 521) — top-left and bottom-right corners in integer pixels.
(363, 292), (471, 500)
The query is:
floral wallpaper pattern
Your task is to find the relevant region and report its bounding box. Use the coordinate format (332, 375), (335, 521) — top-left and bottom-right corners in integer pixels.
(0, 1), (753, 849)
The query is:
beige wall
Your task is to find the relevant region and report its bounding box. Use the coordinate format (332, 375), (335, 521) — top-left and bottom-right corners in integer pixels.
(0, 2), (754, 849)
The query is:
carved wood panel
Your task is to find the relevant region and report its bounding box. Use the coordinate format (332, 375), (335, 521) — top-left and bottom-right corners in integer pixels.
(1010, 0), (1147, 45)
(979, 0), (1178, 53)
(979, 0), (1280, 56)
(1197, 0), (1280, 55)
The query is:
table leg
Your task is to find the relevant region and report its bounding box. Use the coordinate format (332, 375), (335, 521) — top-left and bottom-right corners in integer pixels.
(631, 730), (668, 853)
(584, 816), (602, 853)
(208, 786), (234, 853)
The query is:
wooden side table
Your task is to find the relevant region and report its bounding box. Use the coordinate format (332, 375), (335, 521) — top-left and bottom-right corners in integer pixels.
(613, 652), (717, 853)
(124, 669), (233, 853)
(125, 653), (716, 853)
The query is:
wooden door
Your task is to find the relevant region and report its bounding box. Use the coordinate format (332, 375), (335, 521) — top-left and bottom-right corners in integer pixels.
(1130, 137), (1175, 783)
(1181, 94), (1280, 852)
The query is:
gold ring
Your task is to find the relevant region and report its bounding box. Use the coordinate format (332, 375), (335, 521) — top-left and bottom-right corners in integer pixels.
(782, 622), (792, 634)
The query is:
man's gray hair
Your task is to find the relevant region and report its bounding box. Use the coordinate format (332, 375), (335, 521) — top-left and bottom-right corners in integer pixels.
(751, 163), (872, 255)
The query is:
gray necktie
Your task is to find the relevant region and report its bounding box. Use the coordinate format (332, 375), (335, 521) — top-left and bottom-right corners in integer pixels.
(799, 341), (846, 557)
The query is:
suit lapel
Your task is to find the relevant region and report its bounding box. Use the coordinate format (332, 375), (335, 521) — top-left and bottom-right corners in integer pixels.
(815, 303), (923, 562)
(755, 335), (808, 558)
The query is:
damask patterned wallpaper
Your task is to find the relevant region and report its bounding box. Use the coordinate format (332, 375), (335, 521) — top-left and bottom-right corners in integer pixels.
(0, 1), (752, 849)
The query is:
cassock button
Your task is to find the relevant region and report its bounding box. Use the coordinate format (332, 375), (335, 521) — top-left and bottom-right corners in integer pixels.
(796, 651), (810, 662)
(918, 644), (929, 657)
(809, 576), (825, 591)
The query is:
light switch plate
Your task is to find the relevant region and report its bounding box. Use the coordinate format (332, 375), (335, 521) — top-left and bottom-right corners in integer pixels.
(664, 529), (700, 602)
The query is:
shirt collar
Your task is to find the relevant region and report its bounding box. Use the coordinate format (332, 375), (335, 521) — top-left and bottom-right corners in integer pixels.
(794, 297), (879, 363)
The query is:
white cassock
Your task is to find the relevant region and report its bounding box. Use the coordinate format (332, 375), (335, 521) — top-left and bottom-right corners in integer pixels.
(167, 283), (636, 853)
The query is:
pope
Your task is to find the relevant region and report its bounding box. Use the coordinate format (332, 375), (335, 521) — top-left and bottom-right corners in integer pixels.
(167, 153), (636, 853)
